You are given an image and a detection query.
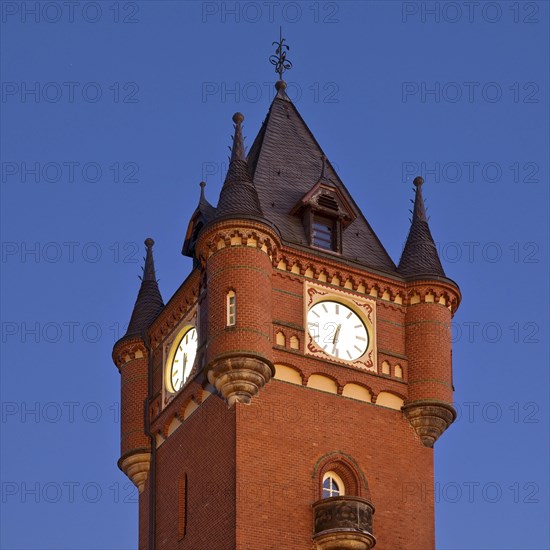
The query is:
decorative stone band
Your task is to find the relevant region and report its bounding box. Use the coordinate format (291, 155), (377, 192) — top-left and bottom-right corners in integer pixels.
(118, 451), (151, 493)
(206, 355), (275, 406)
(112, 337), (148, 370)
(312, 496), (376, 550)
(402, 400), (457, 448)
(195, 219), (282, 265)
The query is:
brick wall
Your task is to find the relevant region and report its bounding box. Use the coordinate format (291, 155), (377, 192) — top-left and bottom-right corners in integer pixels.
(236, 380), (434, 549)
(122, 234), (458, 548)
(154, 395), (237, 549)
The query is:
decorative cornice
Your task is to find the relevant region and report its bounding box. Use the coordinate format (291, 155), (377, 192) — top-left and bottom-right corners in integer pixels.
(112, 338), (148, 369)
(195, 220), (282, 265)
(148, 270), (201, 350)
(271, 244), (461, 314)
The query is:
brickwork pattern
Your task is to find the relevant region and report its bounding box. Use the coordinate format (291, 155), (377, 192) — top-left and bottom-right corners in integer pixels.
(114, 223), (459, 549)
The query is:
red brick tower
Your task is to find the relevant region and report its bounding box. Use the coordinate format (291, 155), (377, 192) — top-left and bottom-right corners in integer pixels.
(113, 71), (461, 549)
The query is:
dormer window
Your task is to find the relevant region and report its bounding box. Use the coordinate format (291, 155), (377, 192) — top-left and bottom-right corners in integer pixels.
(291, 183), (356, 255)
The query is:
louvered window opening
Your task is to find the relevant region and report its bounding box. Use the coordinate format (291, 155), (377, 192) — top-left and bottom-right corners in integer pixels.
(317, 194), (339, 211)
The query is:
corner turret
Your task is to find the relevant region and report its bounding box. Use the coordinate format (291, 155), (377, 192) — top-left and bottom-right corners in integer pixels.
(112, 238), (164, 491)
(195, 113), (280, 406)
(399, 179), (461, 447)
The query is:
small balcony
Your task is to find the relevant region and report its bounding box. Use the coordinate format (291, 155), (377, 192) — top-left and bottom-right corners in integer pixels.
(312, 496), (376, 550)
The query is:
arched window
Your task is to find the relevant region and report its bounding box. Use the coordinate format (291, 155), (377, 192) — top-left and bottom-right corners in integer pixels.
(322, 471), (345, 498)
(226, 291), (236, 326)
(314, 453), (367, 501)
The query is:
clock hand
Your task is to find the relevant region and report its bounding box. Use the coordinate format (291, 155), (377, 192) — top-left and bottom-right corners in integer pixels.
(333, 324), (341, 344)
(331, 324), (342, 357)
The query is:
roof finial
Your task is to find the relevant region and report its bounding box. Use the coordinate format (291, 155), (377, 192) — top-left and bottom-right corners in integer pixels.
(142, 238), (157, 281)
(270, 26), (292, 83)
(199, 180), (206, 199)
(412, 176), (427, 222)
(230, 112), (246, 161)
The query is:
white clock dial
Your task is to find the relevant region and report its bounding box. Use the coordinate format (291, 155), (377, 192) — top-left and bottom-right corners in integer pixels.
(307, 301), (369, 361)
(169, 328), (198, 393)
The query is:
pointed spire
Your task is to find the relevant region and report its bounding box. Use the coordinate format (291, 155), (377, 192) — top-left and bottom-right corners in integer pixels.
(215, 113), (263, 219)
(125, 238), (164, 338)
(398, 177), (446, 278)
(246, 81), (397, 273)
(197, 181), (216, 220)
(182, 182), (216, 257)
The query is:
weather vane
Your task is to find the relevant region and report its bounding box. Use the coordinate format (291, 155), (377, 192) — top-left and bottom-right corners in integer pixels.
(269, 26), (292, 80)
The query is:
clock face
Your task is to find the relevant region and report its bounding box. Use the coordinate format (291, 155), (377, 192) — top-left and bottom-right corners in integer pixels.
(307, 301), (369, 361)
(169, 328), (198, 393)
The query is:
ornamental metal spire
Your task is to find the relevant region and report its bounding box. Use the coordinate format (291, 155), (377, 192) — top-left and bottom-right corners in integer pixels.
(269, 26), (292, 81)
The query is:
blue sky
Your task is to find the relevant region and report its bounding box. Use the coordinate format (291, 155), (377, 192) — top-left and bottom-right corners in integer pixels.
(1, 1), (548, 548)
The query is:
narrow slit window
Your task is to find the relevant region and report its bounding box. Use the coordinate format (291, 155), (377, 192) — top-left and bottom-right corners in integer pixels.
(178, 474), (187, 539)
(227, 291), (236, 326)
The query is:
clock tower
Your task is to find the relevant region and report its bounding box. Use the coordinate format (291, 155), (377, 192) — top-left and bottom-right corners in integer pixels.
(112, 49), (461, 550)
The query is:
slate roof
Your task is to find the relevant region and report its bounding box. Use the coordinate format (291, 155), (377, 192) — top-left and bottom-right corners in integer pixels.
(215, 112), (263, 219)
(246, 84), (397, 274)
(196, 181), (216, 222)
(397, 177), (446, 278)
(125, 238), (165, 338)
(181, 182), (217, 258)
